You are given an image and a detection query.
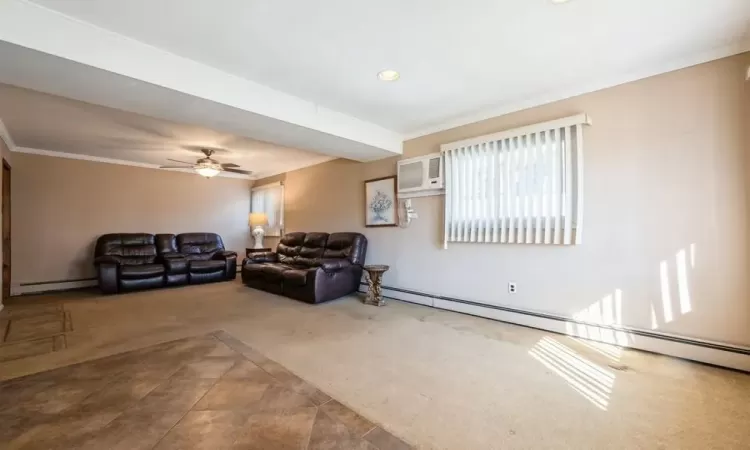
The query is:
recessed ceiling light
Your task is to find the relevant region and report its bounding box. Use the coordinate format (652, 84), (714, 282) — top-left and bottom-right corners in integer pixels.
(551, 0), (571, 3)
(377, 70), (400, 82)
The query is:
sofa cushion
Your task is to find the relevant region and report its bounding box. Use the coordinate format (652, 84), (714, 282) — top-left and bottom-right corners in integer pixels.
(155, 234), (178, 254)
(242, 262), (266, 278)
(177, 233), (225, 259)
(120, 276), (164, 291)
(296, 232), (328, 266)
(120, 263), (164, 279)
(190, 259), (226, 274)
(277, 232), (305, 264)
(282, 268), (312, 287)
(95, 233), (157, 265)
(190, 271), (225, 284)
(261, 264), (292, 281)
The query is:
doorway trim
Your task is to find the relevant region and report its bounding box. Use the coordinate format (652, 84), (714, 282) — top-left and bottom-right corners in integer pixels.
(2, 158), (10, 307)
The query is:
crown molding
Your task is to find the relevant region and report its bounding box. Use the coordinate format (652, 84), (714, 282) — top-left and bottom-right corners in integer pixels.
(0, 119), (17, 152)
(13, 147), (253, 180)
(404, 40), (750, 140)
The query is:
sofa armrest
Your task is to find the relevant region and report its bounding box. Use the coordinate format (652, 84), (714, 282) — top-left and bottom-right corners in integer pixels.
(212, 250), (238, 260)
(317, 259), (352, 272)
(95, 256), (120, 294)
(94, 255), (122, 265)
(210, 251), (237, 280)
(249, 252), (278, 263)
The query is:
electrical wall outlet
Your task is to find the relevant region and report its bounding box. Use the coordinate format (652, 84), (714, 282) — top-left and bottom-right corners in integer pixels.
(508, 282), (517, 294)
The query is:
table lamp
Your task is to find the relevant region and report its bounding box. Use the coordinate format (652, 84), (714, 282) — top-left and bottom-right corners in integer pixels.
(249, 213), (269, 249)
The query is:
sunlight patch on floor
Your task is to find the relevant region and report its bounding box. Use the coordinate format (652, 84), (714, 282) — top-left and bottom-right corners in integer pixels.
(529, 337), (615, 411)
(571, 337), (622, 362)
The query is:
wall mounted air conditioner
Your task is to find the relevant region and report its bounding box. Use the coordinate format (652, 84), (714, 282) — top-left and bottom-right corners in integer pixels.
(397, 152), (444, 198)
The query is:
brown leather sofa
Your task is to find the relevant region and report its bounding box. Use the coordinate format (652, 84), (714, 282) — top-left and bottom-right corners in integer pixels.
(94, 233), (237, 294)
(241, 232), (367, 304)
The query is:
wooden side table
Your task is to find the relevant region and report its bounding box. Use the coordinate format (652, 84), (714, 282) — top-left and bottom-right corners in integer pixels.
(363, 265), (389, 306)
(246, 248), (272, 258)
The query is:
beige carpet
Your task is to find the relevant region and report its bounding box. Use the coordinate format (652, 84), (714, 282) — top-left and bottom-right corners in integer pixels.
(2, 281), (749, 449)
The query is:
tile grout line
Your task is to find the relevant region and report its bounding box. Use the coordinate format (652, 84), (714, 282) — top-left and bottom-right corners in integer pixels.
(361, 427), (387, 450)
(302, 408), (319, 450)
(146, 349), (224, 450)
(212, 329), (331, 406)
(213, 330), (408, 448)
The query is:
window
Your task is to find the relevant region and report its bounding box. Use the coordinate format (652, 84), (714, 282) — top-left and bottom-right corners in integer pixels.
(441, 114), (588, 247)
(251, 182), (284, 237)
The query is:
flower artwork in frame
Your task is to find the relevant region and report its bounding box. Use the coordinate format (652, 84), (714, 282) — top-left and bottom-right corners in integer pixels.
(364, 176), (397, 227)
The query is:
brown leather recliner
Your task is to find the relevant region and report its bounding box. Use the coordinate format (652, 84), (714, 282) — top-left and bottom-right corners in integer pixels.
(158, 233), (237, 285)
(94, 233), (164, 294)
(241, 232), (367, 304)
(94, 232), (237, 294)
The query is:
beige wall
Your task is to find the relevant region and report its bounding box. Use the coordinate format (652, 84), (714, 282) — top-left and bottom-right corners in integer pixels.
(256, 53), (750, 346)
(12, 153), (251, 284)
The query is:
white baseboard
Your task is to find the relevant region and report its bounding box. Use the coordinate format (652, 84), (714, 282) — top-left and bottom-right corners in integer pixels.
(364, 284), (750, 372)
(12, 279), (98, 296)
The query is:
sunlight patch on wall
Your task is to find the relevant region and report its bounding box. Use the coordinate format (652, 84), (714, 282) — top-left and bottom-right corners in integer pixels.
(650, 304), (658, 329)
(675, 249), (692, 314)
(659, 261), (674, 323)
(529, 337), (615, 411)
(652, 244), (695, 329)
(567, 289), (630, 347)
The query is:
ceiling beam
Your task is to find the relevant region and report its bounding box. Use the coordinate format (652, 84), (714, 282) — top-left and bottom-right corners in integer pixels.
(0, 0), (403, 161)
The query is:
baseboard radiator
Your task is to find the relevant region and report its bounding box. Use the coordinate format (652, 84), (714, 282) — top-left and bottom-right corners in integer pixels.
(12, 278), (98, 296)
(10, 267), (245, 297)
(359, 282), (750, 373)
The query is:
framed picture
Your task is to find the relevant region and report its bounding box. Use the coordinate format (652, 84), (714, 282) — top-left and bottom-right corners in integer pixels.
(364, 176), (398, 227)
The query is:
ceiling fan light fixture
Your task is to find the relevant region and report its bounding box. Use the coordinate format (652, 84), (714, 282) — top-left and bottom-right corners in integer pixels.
(195, 163), (221, 178)
(377, 70), (400, 81)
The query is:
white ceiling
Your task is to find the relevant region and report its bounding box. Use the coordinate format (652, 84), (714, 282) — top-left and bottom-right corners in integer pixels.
(0, 83), (333, 179)
(0, 0), (748, 170)
(25, 0), (750, 135)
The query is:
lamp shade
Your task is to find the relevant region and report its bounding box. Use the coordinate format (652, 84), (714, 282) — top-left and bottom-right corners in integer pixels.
(249, 212), (269, 227)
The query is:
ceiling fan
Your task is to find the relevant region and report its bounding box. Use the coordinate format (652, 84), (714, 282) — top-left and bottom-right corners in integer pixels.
(159, 148), (252, 178)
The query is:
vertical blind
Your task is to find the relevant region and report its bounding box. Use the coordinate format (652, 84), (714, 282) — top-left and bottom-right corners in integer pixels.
(251, 182), (284, 237)
(441, 114), (589, 248)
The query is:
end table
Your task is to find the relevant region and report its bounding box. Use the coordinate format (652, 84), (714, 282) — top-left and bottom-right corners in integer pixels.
(363, 265), (389, 306)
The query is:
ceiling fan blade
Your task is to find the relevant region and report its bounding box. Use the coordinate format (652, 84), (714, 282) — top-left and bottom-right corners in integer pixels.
(222, 168), (252, 175)
(220, 163), (240, 168)
(159, 165), (193, 169)
(167, 158), (196, 165)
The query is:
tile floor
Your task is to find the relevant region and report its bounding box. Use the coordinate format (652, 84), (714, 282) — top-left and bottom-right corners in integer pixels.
(0, 330), (410, 450)
(0, 303), (70, 362)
